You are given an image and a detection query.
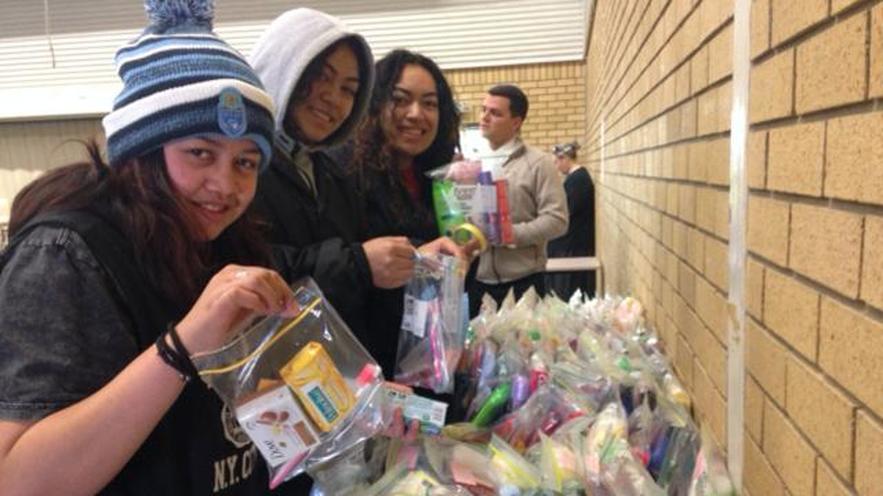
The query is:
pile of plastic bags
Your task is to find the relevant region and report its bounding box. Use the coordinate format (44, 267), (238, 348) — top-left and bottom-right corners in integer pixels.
(309, 289), (735, 495)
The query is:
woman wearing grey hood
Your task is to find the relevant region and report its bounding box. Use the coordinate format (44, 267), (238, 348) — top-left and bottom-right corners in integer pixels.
(249, 10), (463, 361)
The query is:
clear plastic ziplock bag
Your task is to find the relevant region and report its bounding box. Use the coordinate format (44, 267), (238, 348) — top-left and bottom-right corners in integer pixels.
(308, 437), (391, 496)
(192, 278), (385, 489)
(395, 253), (467, 394)
(536, 433), (583, 494)
(428, 155), (514, 247)
(488, 434), (542, 491)
(688, 425), (736, 496)
(363, 460), (472, 496)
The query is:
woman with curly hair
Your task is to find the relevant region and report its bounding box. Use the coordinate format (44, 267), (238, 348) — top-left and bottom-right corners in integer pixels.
(333, 49), (471, 384)
(348, 49), (461, 240)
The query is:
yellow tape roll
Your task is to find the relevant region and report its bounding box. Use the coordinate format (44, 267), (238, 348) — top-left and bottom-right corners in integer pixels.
(451, 222), (488, 252)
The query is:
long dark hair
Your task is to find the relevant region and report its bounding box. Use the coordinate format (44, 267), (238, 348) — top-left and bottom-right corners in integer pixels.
(9, 141), (270, 305)
(353, 49), (460, 173)
(350, 49), (460, 224)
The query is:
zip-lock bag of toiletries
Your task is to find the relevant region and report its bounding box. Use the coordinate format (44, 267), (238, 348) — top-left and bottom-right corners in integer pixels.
(193, 278), (385, 489)
(428, 154), (514, 248)
(394, 253), (467, 394)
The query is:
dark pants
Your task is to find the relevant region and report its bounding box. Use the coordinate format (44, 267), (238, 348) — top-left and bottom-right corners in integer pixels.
(468, 272), (546, 317)
(545, 270), (596, 301)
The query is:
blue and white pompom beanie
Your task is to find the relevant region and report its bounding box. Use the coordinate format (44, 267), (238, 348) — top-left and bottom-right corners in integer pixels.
(102, 0), (275, 169)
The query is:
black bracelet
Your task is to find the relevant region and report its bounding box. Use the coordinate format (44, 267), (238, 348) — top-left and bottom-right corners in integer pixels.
(155, 323), (199, 382)
(155, 332), (187, 382)
(167, 323), (200, 379)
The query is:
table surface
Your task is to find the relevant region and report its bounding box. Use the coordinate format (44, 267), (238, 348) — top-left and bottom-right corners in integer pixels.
(545, 256), (600, 272)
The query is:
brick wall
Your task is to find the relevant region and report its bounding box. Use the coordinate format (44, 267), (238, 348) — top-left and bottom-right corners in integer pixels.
(585, 0), (883, 494)
(746, 0), (883, 493)
(445, 61), (587, 152)
(585, 0), (733, 455)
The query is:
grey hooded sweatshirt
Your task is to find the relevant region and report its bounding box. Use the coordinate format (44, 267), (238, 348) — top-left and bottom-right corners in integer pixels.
(250, 7), (374, 153)
(249, 9), (379, 362)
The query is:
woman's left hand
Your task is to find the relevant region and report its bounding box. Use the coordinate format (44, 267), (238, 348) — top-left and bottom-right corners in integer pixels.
(418, 236), (470, 262)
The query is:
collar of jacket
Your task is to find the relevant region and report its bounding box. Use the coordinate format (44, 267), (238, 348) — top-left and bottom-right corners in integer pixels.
(269, 134), (311, 187)
(501, 139), (527, 166)
(274, 129), (324, 161)
(275, 129), (297, 160)
(270, 138), (349, 187)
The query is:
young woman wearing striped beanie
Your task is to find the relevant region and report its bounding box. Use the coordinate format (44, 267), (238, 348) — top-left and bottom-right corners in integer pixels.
(0, 1), (306, 494)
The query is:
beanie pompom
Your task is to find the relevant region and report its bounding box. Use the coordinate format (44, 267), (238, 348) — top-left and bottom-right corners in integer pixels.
(145, 0), (214, 33)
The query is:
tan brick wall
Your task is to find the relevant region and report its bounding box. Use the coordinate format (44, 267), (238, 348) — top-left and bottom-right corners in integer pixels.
(444, 61), (586, 152)
(586, 0), (883, 493)
(585, 0), (733, 454)
(749, 4), (883, 490)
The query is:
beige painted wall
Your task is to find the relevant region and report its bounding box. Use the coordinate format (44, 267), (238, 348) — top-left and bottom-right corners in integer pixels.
(0, 119), (103, 222)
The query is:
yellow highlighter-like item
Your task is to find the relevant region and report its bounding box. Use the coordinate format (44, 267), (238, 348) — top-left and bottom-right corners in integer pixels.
(279, 342), (355, 432)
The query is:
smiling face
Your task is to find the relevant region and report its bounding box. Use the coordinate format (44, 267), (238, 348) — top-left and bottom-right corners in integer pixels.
(288, 42), (360, 145)
(163, 136), (262, 241)
(380, 63), (440, 160)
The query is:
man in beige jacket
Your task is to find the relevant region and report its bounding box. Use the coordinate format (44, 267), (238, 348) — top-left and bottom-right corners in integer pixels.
(469, 84), (568, 315)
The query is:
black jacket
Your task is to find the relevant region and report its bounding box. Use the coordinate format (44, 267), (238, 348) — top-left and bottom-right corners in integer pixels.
(351, 158), (439, 378)
(253, 148), (374, 345)
(546, 167), (596, 299)
(357, 162), (438, 245)
(330, 145), (480, 420)
(548, 167), (595, 258)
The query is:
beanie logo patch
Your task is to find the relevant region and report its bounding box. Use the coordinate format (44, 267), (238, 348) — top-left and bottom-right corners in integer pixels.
(217, 87), (247, 138)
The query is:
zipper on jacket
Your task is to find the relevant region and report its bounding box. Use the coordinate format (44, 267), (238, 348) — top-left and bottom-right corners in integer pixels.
(491, 245), (503, 284)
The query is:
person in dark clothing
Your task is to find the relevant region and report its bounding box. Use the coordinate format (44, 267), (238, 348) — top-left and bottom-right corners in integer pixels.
(248, 10), (463, 361)
(546, 141), (597, 299)
(249, 9), (398, 346)
(338, 49), (478, 390)
(0, 2), (304, 494)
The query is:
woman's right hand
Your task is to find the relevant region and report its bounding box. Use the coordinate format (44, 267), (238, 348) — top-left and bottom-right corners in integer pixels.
(362, 236), (416, 289)
(175, 265), (299, 355)
(0, 263), (299, 495)
(445, 159), (481, 184)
